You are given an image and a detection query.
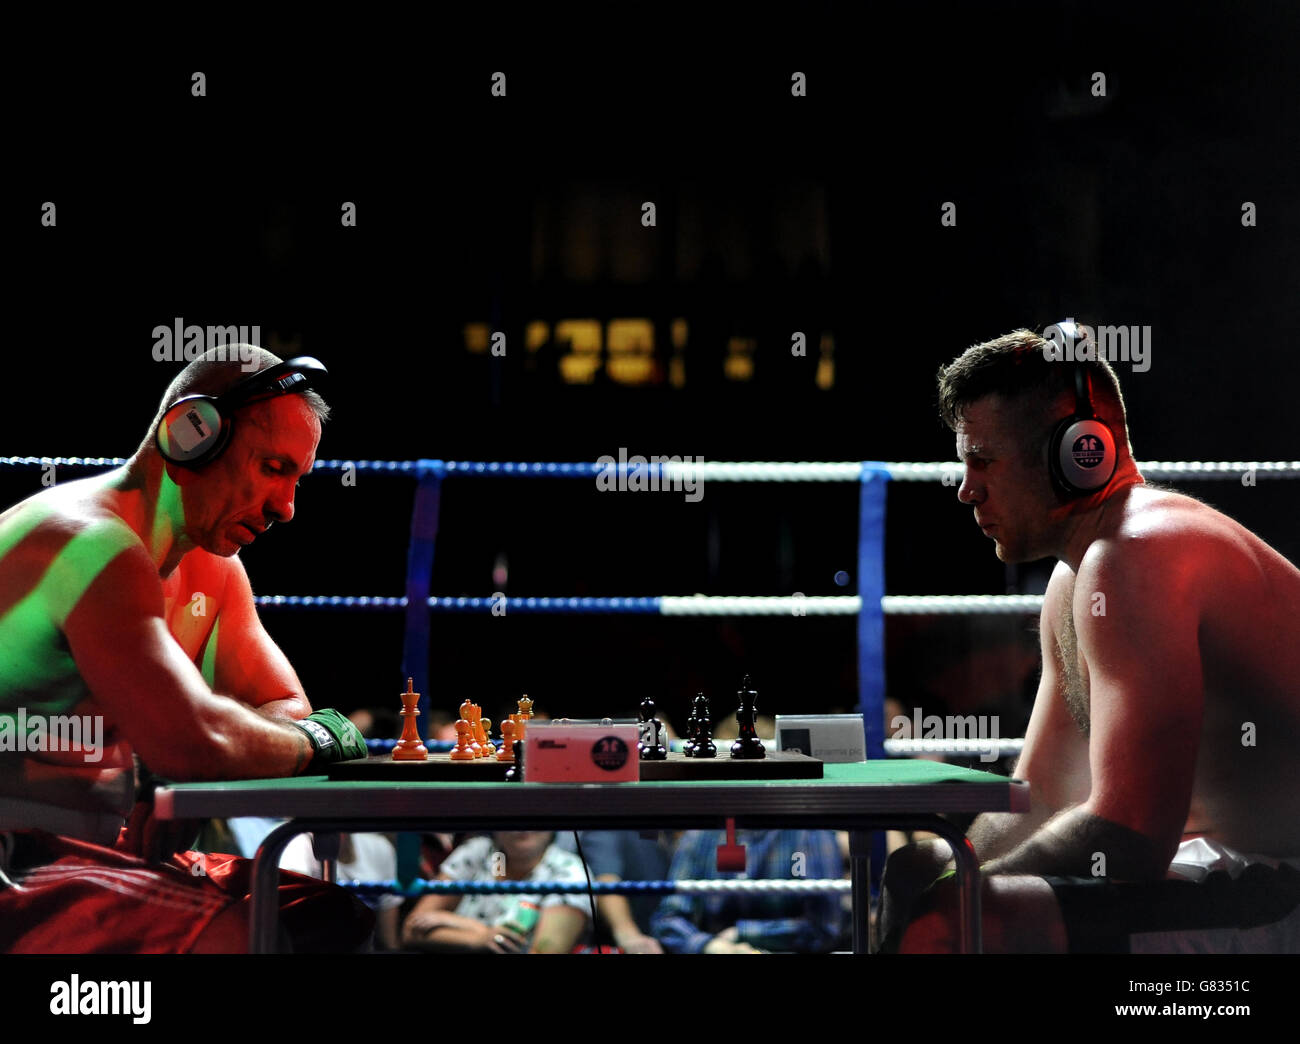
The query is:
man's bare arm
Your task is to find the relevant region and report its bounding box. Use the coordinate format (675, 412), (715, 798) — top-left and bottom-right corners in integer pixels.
(212, 554), (311, 720)
(63, 528), (315, 780)
(962, 561), (1092, 865)
(982, 537), (1202, 879)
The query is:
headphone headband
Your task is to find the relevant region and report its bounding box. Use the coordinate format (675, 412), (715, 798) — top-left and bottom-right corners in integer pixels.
(216, 356), (328, 411)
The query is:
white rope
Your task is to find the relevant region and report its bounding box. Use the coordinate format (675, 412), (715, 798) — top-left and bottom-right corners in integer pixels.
(883, 595), (1044, 615)
(885, 738), (1025, 757)
(660, 596), (861, 616)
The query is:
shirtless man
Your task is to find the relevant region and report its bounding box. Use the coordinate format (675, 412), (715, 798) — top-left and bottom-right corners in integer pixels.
(0, 347), (370, 952)
(879, 326), (1300, 953)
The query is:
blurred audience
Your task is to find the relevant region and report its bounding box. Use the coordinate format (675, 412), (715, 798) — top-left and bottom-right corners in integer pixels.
(555, 830), (676, 953)
(402, 831), (590, 953)
(652, 829), (844, 953)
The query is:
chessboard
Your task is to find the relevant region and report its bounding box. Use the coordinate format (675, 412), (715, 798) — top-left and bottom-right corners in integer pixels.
(326, 749), (822, 782)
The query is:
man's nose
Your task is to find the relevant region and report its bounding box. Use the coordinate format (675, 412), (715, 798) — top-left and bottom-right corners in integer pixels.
(265, 486), (295, 524)
(957, 468), (982, 504)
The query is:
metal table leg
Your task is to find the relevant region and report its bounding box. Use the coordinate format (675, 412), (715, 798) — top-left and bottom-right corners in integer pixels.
(849, 830), (872, 954)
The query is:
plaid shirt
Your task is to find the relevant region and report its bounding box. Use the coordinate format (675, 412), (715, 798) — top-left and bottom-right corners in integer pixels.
(650, 830), (844, 953)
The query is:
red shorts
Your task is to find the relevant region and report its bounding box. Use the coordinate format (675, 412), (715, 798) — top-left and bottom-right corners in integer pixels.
(0, 831), (374, 954)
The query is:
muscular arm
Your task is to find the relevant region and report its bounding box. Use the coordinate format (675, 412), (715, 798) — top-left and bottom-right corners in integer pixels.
(983, 539), (1202, 880)
(62, 526), (314, 781)
(964, 561), (1092, 865)
(212, 555), (311, 720)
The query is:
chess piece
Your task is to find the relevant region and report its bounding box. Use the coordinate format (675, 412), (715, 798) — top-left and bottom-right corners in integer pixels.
(517, 695), (534, 722)
(392, 677), (429, 760)
(459, 699), (482, 757)
(729, 675), (765, 759)
(505, 738), (525, 782)
(638, 697), (668, 760)
(479, 716), (494, 757)
(496, 719), (516, 762)
(450, 719), (477, 760)
(691, 693), (716, 758)
(683, 698), (699, 757)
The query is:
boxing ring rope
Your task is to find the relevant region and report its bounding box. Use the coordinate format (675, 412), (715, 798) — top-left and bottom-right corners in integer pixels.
(6, 457), (1300, 478)
(341, 878), (852, 898)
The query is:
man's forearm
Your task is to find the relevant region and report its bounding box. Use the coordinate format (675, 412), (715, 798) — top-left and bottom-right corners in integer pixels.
(962, 782), (1057, 866)
(982, 805), (1170, 880)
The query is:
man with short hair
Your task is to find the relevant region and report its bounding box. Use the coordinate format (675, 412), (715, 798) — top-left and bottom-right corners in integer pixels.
(0, 346), (372, 952)
(880, 326), (1300, 953)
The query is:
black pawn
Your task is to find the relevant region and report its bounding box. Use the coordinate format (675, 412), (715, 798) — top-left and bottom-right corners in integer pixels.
(683, 701), (699, 757)
(505, 738), (525, 782)
(730, 675), (765, 760)
(638, 696), (668, 760)
(691, 693), (716, 758)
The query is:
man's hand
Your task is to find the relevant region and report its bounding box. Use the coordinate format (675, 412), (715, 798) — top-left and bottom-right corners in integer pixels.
(703, 927), (765, 953)
(289, 709), (367, 767)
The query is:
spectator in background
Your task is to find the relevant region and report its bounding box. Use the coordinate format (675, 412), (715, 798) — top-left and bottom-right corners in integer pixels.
(555, 830), (676, 953)
(402, 831), (590, 953)
(652, 829), (844, 953)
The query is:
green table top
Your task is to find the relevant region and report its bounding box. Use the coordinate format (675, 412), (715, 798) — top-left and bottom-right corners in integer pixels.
(155, 759), (1029, 822)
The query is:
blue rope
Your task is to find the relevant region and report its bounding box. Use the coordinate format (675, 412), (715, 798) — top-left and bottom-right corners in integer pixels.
(429, 596), (661, 613)
(365, 739), (460, 754)
(252, 596), (668, 612)
(346, 879), (690, 897)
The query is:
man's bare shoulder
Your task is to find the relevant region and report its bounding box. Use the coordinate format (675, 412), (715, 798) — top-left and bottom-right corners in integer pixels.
(0, 481), (141, 561)
(1089, 485), (1282, 583)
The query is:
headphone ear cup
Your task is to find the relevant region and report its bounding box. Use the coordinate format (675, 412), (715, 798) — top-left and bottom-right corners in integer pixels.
(157, 397), (228, 465)
(1053, 418), (1117, 493)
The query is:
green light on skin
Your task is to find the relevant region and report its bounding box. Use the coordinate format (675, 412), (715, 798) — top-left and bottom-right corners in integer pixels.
(150, 468), (188, 570)
(0, 514), (137, 717)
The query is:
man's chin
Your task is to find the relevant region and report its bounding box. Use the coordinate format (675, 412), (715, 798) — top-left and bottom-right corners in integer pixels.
(199, 533), (245, 557)
(993, 540), (1025, 564)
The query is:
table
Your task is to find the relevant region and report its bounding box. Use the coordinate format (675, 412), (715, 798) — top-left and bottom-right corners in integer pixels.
(154, 760), (1030, 954)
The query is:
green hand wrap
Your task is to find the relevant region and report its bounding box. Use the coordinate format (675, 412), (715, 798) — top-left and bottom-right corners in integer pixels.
(291, 709), (367, 764)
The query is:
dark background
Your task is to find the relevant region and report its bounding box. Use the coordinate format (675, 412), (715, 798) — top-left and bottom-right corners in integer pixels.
(6, 3), (1298, 738)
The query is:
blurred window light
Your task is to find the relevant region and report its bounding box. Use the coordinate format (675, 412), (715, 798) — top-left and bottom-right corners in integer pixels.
(724, 336), (756, 381)
(464, 323), (491, 354)
(606, 319), (655, 385)
(556, 319), (602, 384)
(525, 321), (549, 353)
(816, 333), (835, 390)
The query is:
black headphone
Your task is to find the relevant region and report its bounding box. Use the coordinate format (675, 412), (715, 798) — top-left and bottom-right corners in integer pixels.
(1045, 322), (1117, 497)
(155, 356), (328, 467)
